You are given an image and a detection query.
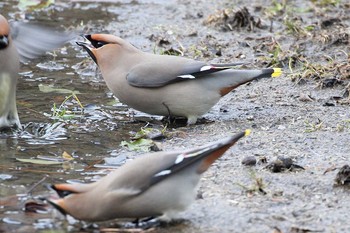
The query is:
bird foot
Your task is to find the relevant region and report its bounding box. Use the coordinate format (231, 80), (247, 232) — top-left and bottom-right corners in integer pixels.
(161, 116), (187, 127)
(131, 217), (186, 229)
(129, 216), (160, 229)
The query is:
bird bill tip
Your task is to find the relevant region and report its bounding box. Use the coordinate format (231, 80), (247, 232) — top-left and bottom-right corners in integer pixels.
(244, 129), (251, 137)
(76, 40), (91, 48)
(272, 68), (282, 78)
(76, 39), (98, 64)
(46, 198), (67, 216)
(76, 35), (94, 48)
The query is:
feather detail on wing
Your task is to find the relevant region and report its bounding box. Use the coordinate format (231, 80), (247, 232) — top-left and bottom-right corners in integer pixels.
(126, 61), (245, 88)
(146, 131), (247, 188)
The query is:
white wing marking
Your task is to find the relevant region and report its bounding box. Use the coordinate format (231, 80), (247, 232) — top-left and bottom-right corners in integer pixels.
(177, 74), (196, 79)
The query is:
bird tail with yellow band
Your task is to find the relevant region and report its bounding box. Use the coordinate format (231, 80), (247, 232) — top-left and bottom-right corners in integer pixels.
(256, 68), (283, 79)
(271, 68), (282, 78)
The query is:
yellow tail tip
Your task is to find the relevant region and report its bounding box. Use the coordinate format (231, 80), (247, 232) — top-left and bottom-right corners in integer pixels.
(244, 129), (251, 137)
(272, 68), (282, 77)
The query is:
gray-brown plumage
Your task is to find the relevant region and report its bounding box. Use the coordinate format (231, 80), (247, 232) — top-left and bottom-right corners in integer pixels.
(0, 14), (20, 130)
(77, 34), (282, 124)
(48, 130), (250, 222)
(0, 14), (73, 130)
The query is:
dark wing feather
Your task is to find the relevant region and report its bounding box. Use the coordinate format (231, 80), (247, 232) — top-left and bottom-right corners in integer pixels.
(189, 62), (247, 78)
(126, 61), (205, 87)
(126, 60), (245, 88)
(143, 131), (246, 190)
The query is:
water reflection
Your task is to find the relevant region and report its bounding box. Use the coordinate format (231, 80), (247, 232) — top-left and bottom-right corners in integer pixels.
(20, 122), (67, 144)
(0, 1), (137, 232)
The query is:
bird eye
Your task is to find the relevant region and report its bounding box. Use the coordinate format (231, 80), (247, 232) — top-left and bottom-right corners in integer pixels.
(97, 41), (107, 47)
(91, 40), (108, 48)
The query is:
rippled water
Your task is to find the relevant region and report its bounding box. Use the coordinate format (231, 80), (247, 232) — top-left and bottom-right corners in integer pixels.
(1, 1), (168, 231)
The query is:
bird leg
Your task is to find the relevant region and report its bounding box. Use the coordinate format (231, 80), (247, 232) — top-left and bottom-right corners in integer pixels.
(162, 102), (172, 119)
(132, 216), (160, 229)
(161, 102), (177, 124)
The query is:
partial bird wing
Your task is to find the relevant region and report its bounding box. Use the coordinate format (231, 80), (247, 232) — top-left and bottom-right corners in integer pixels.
(147, 131), (247, 188)
(121, 131), (248, 195)
(10, 22), (74, 62)
(126, 59), (245, 88)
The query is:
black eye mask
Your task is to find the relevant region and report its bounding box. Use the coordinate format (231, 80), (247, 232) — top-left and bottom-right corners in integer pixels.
(85, 34), (108, 48)
(0, 35), (9, 49)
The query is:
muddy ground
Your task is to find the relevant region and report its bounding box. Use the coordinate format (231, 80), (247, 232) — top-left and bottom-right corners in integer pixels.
(0, 0), (349, 232)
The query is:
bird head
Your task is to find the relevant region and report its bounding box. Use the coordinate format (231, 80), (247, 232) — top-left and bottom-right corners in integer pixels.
(0, 14), (10, 50)
(76, 34), (139, 68)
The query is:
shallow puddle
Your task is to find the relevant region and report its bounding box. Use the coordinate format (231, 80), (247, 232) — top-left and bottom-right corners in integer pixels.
(1, 1), (166, 232)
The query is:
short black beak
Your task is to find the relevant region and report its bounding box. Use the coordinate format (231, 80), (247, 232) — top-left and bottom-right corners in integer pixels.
(46, 198), (67, 216)
(76, 35), (97, 64)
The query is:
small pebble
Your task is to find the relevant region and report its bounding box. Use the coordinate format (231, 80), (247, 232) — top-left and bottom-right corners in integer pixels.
(266, 156), (304, 173)
(241, 156), (257, 166)
(334, 165), (350, 186)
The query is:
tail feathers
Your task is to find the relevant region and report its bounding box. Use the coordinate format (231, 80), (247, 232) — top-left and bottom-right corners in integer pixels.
(218, 68), (282, 96)
(150, 130), (249, 187)
(258, 68), (282, 79)
(197, 129), (250, 173)
(271, 68), (282, 77)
